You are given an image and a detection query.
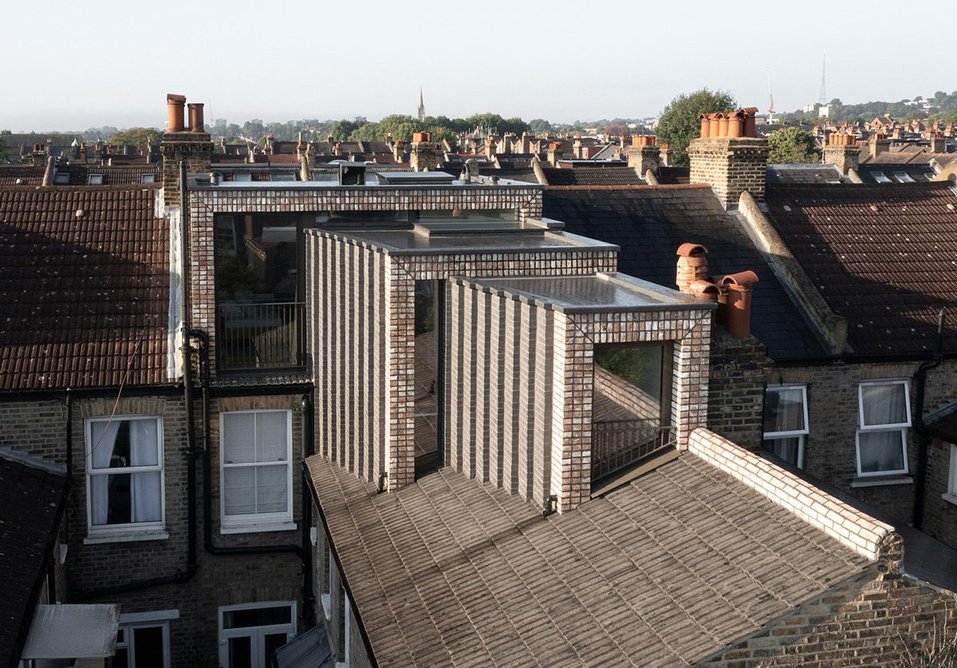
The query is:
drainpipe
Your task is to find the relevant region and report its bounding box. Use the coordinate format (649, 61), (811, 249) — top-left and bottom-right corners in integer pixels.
(300, 392), (316, 623)
(912, 308), (946, 530)
(190, 329), (304, 560)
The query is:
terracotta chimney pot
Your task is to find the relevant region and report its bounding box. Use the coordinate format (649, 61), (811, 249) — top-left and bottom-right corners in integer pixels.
(188, 103), (205, 133)
(718, 270), (759, 337)
(709, 114), (722, 138)
(700, 114), (711, 138)
(166, 94), (186, 132)
(727, 113), (743, 138)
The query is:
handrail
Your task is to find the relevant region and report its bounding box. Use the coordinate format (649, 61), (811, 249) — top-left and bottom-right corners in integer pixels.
(217, 301), (305, 370)
(592, 422), (675, 480)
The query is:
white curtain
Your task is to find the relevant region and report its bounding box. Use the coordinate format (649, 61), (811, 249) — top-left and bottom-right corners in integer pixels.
(130, 419), (161, 522)
(765, 388), (805, 433)
(862, 384), (906, 426)
(859, 431), (905, 472)
(90, 421), (120, 526)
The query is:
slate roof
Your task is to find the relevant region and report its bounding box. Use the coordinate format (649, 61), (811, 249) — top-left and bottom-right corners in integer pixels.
(0, 451), (67, 668)
(766, 164), (844, 185)
(854, 163), (936, 183)
(307, 454), (869, 667)
(58, 164), (162, 185)
(656, 166), (690, 185)
(543, 186), (825, 361)
(764, 182), (957, 356)
(0, 186), (170, 390)
(542, 166), (642, 186)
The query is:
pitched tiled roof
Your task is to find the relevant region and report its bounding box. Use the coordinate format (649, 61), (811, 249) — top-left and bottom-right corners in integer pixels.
(0, 451), (66, 668)
(0, 186), (170, 390)
(59, 164), (162, 185)
(854, 163), (935, 183)
(542, 166), (642, 186)
(543, 186), (825, 361)
(307, 455), (868, 667)
(0, 165), (45, 186)
(764, 182), (957, 356)
(656, 166), (689, 185)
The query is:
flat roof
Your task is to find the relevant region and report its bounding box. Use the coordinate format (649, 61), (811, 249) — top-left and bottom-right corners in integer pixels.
(466, 273), (709, 313)
(317, 228), (617, 256)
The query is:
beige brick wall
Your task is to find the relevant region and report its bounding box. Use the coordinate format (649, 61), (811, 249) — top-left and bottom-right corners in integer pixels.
(449, 279), (713, 512)
(688, 428), (896, 561)
(308, 230), (618, 491)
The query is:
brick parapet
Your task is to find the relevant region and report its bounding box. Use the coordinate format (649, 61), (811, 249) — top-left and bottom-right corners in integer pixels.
(688, 427), (897, 561)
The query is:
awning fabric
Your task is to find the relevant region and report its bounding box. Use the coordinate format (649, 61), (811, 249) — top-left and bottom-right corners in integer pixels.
(21, 604), (120, 659)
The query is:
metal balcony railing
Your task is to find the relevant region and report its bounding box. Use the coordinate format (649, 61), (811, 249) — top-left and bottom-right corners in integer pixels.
(591, 421), (675, 481)
(217, 301), (305, 370)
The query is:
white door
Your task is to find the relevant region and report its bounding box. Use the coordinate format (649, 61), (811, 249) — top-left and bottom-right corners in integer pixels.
(219, 602), (296, 668)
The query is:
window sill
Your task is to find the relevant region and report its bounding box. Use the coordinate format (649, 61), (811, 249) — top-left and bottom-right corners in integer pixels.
(942, 493), (957, 507)
(84, 530), (169, 545)
(220, 521), (297, 535)
(321, 593), (331, 621)
(850, 475), (913, 488)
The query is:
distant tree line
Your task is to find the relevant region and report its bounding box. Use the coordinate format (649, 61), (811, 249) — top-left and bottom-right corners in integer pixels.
(781, 91), (957, 125)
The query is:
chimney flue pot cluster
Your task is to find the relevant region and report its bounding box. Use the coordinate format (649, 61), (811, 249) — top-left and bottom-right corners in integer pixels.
(699, 108), (758, 139)
(676, 244), (759, 337)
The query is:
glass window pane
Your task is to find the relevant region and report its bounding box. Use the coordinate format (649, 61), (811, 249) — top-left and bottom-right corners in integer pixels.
(264, 633), (288, 663)
(114, 647), (130, 668)
(96, 473), (132, 525)
(228, 636), (252, 668)
(131, 471), (162, 522)
(764, 388), (805, 433)
(132, 626), (165, 668)
(129, 419), (159, 467)
(223, 605), (292, 629)
(762, 436), (801, 467)
(862, 383), (907, 426)
(859, 430), (905, 473)
(224, 413), (256, 463)
(224, 467), (256, 516)
(257, 465), (288, 514)
(256, 412), (288, 462)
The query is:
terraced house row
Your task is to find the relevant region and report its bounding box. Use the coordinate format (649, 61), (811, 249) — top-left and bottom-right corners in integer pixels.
(2, 94), (957, 667)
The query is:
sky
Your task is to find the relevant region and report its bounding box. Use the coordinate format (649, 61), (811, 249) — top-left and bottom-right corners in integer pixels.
(2, 0), (954, 132)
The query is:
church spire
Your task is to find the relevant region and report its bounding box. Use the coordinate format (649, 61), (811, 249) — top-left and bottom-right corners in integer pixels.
(417, 87), (425, 122)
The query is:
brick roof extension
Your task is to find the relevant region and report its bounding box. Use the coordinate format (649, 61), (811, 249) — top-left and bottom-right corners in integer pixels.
(0, 452), (66, 668)
(543, 185), (826, 361)
(764, 182), (957, 356)
(0, 186), (170, 390)
(307, 454), (869, 667)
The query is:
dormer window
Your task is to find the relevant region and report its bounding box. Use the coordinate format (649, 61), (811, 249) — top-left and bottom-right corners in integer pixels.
(88, 173), (104, 185)
(141, 174), (156, 184)
(54, 173), (71, 185)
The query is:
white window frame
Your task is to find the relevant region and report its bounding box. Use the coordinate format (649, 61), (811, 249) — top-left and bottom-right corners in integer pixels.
(88, 173), (104, 185)
(217, 601), (297, 668)
(84, 415), (166, 542)
(115, 610), (177, 668)
(946, 444), (957, 505)
(220, 409), (294, 533)
(855, 380), (911, 477)
(141, 174), (156, 184)
(762, 384), (809, 468)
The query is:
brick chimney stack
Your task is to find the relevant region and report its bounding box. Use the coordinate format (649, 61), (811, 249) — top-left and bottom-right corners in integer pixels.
(626, 135), (660, 176)
(410, 131), (438, 172)
(929, 134), (947, 153)
(688, 107), (768, 209)
(161, 93), (213, 207)
(823, 131), (859, 175)
(868, 133), (890, 160)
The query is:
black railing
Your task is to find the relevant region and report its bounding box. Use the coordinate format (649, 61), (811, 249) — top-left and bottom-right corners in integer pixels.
(591, 421), (675, 481)
(217, 301), (305, 370)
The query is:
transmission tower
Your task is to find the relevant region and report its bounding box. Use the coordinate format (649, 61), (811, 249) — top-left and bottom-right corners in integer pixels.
(767, 71), (775, 125)
(818, 54), (827, 105)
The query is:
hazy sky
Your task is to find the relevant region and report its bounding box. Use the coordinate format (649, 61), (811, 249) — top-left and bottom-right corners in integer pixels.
(3, 0), (953, 132)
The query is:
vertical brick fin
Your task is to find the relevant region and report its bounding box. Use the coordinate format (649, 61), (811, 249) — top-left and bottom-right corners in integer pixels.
(687, 428), (897, 561)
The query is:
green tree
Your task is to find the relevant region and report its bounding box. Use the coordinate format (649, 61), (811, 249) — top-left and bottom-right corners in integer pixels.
(655, 88), (736, 167)
(349, 122), (379, 141)
(0, 136), (7, 163)
(767, 127), (820, 164)
(107, 127), (163, 146)
(375, 114), (419, 141)
(328, 119), (359, 141)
